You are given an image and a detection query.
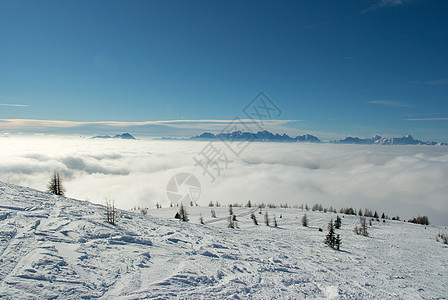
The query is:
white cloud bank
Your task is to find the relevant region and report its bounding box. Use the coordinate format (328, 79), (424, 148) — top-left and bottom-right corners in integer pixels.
(1, 136), (447, 225)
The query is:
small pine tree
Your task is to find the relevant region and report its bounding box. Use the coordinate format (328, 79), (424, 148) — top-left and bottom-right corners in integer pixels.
(335, 234), (341, 250)
(229, 204), (233, 215)
(211, 209), (217, 218)
(358, 209), (363, 216)
(246, 200), (252, 208)
(273, 214), (278, 227)
(208, 201), (214, 207)
(325, 219), (336, 248)
(264, 212), (270, 226)
(301, 214), (308, 227)
(178, 204), (189, 222)
(381, 212), (385, 219)
(250, 212), (258, 225)
(199, 213), (204, 224)
(335, 215), (342, 229)
(47, 171), (65, 196)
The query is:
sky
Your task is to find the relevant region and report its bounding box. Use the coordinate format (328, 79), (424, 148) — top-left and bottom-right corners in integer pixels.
(1, 0), (448, 141)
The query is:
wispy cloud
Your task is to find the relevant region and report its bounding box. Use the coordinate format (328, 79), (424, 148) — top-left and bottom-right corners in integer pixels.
(0, 103), (29, 107)
(403, 117), (448, 121)
(0, 118), (303, 137)
(367, 100), (413, 108)
(426, 79), (448, 86)
(362, 0), (414, 13)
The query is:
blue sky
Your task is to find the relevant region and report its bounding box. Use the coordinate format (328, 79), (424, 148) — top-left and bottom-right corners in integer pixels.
(1, 0), (447, 141)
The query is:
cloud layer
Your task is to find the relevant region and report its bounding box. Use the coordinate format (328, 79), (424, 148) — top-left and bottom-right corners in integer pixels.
(1, 136), (447, 225)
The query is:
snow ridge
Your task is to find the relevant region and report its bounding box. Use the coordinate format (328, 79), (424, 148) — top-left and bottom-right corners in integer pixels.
(0, 181), (447, 299)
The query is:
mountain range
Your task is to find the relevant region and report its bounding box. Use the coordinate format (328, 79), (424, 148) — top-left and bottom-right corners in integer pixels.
(333, 134), (447, 146)
(191, 131), (447, 145)
(91, 133), (136, 140)
(191, 130), (321, 143)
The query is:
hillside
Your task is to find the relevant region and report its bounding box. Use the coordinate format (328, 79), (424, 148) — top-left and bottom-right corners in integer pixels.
(0, 181), (447, 299)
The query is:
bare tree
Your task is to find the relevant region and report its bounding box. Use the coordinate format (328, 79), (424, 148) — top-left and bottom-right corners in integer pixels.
(106, 198), (119, 225)
(250, 212), (258, 225)
(264, 212), (270, 226)
(227, 215), (238, 228)
(354, 217), (369, 236)
(47, 171), (65, 196)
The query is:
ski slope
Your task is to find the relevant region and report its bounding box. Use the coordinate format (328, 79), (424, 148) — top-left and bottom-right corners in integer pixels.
(0, 181), (447, 299)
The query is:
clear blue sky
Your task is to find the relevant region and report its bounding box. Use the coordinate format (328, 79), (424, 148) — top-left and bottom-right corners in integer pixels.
(1, 0), (447, 141)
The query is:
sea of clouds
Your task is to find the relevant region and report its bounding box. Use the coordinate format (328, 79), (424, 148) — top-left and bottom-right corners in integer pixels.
(1, 135), (447, 225)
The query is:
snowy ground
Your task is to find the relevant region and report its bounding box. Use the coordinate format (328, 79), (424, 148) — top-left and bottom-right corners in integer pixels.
(0, 181), (447, 299)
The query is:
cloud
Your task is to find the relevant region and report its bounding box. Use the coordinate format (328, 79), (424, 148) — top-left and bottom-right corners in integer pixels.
(0, 103), (29, 107)
(0, 118), (303, 137)
(426, 79), (448, 86)
(1, 136), (447, 226)
(366, 100), (412, 108)
(362, 0), (414, 13)
(403, 117), (448, 121)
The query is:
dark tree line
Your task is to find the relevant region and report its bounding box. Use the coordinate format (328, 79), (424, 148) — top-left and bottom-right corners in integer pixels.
(408, 216), (429, 225)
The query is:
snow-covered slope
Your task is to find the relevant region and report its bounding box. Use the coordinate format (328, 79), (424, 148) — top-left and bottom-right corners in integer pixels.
(0, 181), (447, 299)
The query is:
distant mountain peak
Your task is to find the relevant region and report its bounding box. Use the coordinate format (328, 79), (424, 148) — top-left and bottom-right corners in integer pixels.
(92, 133), (136, 140)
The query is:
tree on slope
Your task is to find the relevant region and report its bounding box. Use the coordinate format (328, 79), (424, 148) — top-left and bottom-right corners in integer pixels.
(325, 218), (336, 248)
(264, 212), (270, 226)
(178, 204), (189, 222)
(301, 214), (308, 227)
(48, 171), (65, 196)
(335, 215), (342, 229)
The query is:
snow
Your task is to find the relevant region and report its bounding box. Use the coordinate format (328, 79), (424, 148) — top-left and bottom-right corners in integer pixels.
(0, 181), (447, 299)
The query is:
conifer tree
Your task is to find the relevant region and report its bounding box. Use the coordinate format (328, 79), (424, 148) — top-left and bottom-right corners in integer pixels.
(301, 214), (308, 227)
(335, 234), (341, 250)
(335, 215), (342, 229)
(47, 171), (65, 196)
(325, 218), (336, 248)
(178, 204), (189, 222)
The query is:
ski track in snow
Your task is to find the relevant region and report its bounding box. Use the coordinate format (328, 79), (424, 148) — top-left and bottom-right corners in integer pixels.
(0, 181), (447, 299)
